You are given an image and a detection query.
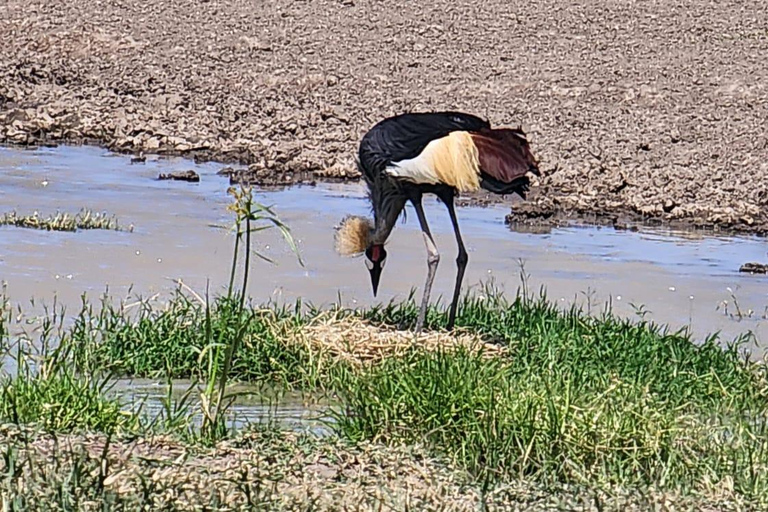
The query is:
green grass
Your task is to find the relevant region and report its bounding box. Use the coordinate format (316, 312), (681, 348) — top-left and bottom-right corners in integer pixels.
(0, 373), (138, 434)
(334, 289), (768, 499)
(0, 308), (139, 435)
(2, 184), (767, 506)
(68, 292), (324, 389)
(3, 278), (768, 504)
(365, 288), (764, 411)
(1, 185), (310, 448)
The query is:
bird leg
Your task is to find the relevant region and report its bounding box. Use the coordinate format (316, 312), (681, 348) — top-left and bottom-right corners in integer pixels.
(440, 191), (468, 330)
(410, 196), (439, 333)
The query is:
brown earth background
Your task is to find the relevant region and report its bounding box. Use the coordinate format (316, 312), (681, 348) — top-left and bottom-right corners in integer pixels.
(1, 0), (766, 234)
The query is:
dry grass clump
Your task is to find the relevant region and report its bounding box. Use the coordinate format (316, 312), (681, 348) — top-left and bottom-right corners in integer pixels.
(288, 311), (506, 367)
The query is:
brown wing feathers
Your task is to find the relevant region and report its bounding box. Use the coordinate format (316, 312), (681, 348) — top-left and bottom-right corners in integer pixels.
(469, 129), (533, 184)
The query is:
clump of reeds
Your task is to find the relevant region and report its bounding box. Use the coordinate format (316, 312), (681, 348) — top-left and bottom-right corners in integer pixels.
(0, 209), (129, 232)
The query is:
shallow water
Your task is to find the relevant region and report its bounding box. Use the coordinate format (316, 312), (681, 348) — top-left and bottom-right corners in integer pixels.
(1, 144), (767, 360)
(111, 379), (334, 436)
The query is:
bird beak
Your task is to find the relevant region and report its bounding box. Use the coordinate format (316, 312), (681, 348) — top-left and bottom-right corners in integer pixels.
(369, 263), (382, 297)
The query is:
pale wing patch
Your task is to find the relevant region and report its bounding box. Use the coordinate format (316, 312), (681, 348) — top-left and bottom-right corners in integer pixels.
(385, 132), (481, 192)
(385, 139), (443, 185)
(334, 215), (372, 256)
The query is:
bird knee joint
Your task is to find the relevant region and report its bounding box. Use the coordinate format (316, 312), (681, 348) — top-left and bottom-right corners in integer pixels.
(428, 252), (440, 265)
(456, 251), (468, 266)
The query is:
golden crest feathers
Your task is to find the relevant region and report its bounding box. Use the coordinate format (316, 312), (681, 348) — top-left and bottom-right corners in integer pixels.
(334, 215), (373, 256)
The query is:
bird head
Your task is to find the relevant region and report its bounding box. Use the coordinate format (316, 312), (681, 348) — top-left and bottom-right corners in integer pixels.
(364, 243), (387, 296)
(334, 215), (373, 256)
(335, 214), (386, 296)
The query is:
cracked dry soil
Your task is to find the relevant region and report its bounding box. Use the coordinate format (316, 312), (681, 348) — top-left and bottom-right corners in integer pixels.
(1, 0), (766, 233)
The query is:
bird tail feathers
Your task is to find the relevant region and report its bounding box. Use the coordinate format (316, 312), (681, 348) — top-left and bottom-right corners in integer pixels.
(469, 128), (538, 184)
(427, 128), (538, 194)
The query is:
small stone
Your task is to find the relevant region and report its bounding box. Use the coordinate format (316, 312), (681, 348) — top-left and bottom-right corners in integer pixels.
(662, 199), (677, 213)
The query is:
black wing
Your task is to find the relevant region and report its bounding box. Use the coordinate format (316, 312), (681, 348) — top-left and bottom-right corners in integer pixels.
(357, 111), (490, 180)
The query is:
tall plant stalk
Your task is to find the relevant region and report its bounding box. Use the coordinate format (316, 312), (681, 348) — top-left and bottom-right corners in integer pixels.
(227, 222), (241, 299)
(201, 185), (303, 441)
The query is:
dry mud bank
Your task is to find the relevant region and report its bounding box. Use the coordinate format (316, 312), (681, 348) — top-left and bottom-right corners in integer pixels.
(0, 427), (752, 511)
(1, 0), (766, 232)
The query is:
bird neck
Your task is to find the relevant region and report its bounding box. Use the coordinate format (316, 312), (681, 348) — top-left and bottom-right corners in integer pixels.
(371, 217), (395, 245)
(371, 196), (405, 246)
(365, 172), (407, 246)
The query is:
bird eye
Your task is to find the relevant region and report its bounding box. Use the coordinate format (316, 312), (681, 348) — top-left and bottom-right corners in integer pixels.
(365, 259), (374, 270)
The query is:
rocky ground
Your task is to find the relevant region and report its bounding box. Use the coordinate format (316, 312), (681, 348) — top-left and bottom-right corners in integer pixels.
(1, 0), (766, 233)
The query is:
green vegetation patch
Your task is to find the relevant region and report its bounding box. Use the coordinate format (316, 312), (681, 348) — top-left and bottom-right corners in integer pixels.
(0, 373), (138, 434)
(3, 284), (768, 506)
(336, 291), (768, 500)
(69, 294), (322, 388)
(2, 183), (767, 506)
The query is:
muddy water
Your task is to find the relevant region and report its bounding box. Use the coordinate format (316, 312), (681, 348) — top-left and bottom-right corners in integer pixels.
(1, 144), (768, 360)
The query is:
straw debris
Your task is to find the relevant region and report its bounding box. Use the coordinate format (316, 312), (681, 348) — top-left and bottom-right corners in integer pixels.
(288, 312), (506, 366)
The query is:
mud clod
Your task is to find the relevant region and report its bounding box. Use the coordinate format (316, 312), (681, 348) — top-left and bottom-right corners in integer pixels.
(158, 170), (200, 182)
(739, 262), (768, 275)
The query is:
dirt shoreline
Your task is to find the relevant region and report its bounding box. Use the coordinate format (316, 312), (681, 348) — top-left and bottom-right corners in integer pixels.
(2, 0), (767, 235)
(4, 138), (766, 240)
(0, 426), (751, 511)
